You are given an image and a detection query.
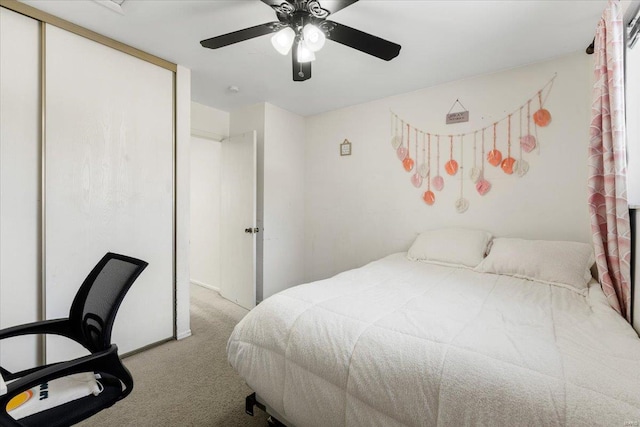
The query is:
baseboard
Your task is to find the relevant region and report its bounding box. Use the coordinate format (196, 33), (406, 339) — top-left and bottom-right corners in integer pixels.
(190, 279), (220, 294)
(121, 337), (173, 358)
(176, 329), (192, 340)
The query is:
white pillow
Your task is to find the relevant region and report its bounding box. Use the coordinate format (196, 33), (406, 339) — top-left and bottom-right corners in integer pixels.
(475, 238), (595, 294)
(407, 228), (492, 268)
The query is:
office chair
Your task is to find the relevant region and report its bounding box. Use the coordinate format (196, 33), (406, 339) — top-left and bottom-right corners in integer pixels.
(0, 252), (147, 427)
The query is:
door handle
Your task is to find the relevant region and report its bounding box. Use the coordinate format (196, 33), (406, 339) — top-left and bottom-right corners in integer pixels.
(244, 227), (260, 234)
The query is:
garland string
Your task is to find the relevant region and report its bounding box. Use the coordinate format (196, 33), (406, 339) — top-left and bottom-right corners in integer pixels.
(388, 74), (555, 142)
(427, 134), (432, 190)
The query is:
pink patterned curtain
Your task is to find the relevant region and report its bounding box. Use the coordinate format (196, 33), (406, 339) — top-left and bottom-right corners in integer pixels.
(588, 0), (631, 321)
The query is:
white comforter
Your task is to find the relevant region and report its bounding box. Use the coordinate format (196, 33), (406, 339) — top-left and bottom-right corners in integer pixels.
(227, 253), (640, 426)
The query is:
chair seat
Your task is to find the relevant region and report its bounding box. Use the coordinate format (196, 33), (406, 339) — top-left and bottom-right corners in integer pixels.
(16, 374), (123, 427)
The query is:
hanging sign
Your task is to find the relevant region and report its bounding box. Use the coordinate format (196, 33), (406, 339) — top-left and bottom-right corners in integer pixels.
(446, 99), (470, 124)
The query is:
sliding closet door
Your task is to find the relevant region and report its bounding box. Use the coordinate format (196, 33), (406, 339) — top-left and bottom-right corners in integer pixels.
(0, 8), (40, 371)
(44, 24), (174, 362)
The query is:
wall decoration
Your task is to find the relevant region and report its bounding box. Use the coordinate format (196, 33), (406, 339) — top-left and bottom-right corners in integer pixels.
(396, 121), (408, 160)
(422, 133), (435, 205)
(455, 135), (469, 213)
(475, 128), (492, 196)
(515, 106), (530, 177)
(487, 123), (502, 167)
(445, 135), (459, 175)
(456, 135), (469, 213)
(417, 132), (429, 178)
(402, 124), (414, 171)
(340, 139), (352, 156)
(390, 75), (555, 212)
(501, 114), (516, 175)
(470, 132), (481, 182)
(411, 129), (423, 187)
(432, 135), (445, 191)
(533, 91), (552, 126)
(391, 118), (401, 149)
(446, 99), (470, 124)
(521, 100), (537, 153)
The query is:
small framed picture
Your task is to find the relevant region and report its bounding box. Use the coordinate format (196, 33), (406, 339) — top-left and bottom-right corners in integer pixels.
(340, 139), (352, 156)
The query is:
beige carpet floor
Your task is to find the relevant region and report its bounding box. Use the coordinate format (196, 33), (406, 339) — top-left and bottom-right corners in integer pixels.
(79, 285), (269, 426)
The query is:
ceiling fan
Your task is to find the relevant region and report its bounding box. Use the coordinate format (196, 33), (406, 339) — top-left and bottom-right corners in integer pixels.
(200, 0), (401, 82)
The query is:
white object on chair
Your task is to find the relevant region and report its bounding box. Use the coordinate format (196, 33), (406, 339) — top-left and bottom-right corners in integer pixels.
(8, 372), (102, 420)
(0, 372), (6, 396)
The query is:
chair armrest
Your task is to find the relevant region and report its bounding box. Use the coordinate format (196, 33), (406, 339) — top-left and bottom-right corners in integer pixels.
(0, 344), (131, 427)
(0, 319), (89, 380)
(0, 319), (73, 341)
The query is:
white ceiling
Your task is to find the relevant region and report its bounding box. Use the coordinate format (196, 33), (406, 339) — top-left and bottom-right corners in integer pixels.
(23, 0), (609, 116)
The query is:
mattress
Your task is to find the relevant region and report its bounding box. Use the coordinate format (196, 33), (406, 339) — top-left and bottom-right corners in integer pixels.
(227, 253), (640, 426)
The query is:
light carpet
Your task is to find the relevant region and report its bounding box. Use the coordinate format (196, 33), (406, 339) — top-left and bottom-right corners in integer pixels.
(79, 284), (269, 426)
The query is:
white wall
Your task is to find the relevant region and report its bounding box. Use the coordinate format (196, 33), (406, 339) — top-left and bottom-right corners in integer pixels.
(189, 102), (229, 295)
(176, 66), (192, 340)
(263, 104), (306, 298)
(191, 101), (229, 141)
(304, 52), (593, 282)
(190, 136), (221, 291)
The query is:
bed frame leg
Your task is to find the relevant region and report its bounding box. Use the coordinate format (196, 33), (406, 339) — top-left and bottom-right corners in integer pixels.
(267, 416), (287, 427)
(245, 392), (258, 416)
(246, 392), (286, 426)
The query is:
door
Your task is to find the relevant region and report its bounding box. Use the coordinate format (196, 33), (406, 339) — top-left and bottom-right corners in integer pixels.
(0, 7), (40, 371)
(44, 24), (174, 362)
(220, 131), (257, 310)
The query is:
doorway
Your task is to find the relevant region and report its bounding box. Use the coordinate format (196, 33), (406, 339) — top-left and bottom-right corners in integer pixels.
(190, 132), (257, 310)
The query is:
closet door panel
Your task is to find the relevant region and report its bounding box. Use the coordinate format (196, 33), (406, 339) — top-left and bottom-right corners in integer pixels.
(45, 24), (174, 362)
(0, 8), (41, 372)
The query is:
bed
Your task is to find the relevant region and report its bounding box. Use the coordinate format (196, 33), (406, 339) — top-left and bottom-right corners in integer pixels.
(227, 230), (640, 426)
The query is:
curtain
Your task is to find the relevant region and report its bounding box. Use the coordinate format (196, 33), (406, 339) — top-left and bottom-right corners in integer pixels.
(588, 0), (632, 321)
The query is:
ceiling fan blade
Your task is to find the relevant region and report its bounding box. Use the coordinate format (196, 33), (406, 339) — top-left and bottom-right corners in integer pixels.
(200, 22), (281, 49)
(292, 47), (312, 82)
(319, 0), (360, 15)
(325, 21), (401, 61)
(260, 0), (293, 7)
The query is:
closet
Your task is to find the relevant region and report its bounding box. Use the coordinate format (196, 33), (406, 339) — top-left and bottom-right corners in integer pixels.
(0, 5), (177, 367)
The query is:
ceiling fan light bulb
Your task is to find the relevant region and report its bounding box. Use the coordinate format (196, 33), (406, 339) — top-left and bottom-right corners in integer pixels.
(297, 40), (316, 63)
(302, 24), (325, 52)
(271, 27), (295, 55)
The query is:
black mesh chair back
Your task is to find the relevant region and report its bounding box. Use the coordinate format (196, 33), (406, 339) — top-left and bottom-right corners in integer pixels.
(68, 252), (148, 353)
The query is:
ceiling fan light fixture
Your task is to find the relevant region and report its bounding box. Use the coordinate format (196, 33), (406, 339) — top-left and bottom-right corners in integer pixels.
(296, 40), (316, 63)
(302, 23), (326, 52)
(271, 27), (295, 55)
